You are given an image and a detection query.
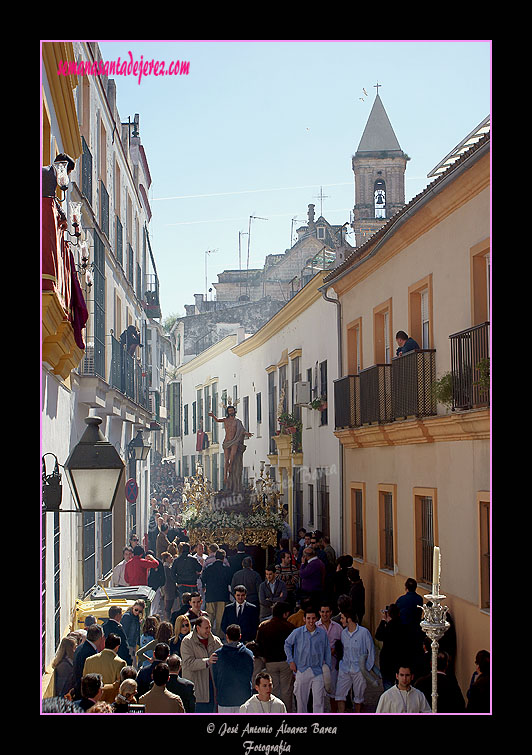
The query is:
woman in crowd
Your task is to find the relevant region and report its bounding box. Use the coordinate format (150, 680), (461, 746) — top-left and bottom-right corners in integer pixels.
(52, 636), (77, 697)
(170, 614), (193, 658)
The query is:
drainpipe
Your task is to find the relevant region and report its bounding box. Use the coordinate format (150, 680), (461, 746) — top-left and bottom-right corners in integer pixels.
(321, 285), (344, 555)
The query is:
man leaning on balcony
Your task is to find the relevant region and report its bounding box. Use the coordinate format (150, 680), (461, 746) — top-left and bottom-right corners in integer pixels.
(395, 331), (420, 357)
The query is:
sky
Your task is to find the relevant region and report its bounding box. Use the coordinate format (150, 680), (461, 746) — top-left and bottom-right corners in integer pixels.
(97, 40), (491, 322)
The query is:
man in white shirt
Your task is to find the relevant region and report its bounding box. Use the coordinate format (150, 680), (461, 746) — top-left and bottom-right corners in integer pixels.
(239, 671), (287, 713)
(376, 665), (432, 713)
(111, 546), (133, 587)
(317, 602), (343, 711)
(335, 607), (375, 713)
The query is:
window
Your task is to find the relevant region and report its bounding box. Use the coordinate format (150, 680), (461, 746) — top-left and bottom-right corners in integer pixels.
(184, 404), (189, 435)
(378, 485), (396, 572)
(212, 454), (219, 491)
(83, 512), (96, 594)
(374, 299), (393, 364)
(243, 395), (249, 431)
(197, 389), (203, 431)
(374, 180), (386, 219)
(268, 370), (277, 454)
(316, 469), (330, 537)
(308, 483), (314, 526)
(294, 467), (303, 536)
(470, 239), (490, 326)
(347, 318), (362, 375)
(54, 512), (60, 649)
(291, 356), (301, 422)
(279, 365), (288, 413)
(204, 385), (211, 432)
(102, 510), (113, 577)
(408, 275), (433, 349)
(479, 494), (490, 610)
(414, 489), (437, 585)
(256, 392), (262, 426)
(183, 456), (189, 477)
(212, 384), (218, 443)
(319, 360), (328, 425)
(350, 484), (365, 560)
(192, 401), (197, 434)
(317, 226), (326, 239)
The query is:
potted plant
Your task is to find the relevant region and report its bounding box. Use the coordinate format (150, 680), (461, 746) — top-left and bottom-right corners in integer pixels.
(431, 372), (453, 410)
(310, 395), (327, 411)
(278, 410), (301, 434)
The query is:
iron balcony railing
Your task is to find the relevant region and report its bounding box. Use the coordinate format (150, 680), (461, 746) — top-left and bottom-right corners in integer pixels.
(334, 349), (437, 429)
(110, 334), (150, 410)
(450, 322), (490, 410)
(392, 349), (436, 420)
(360, 363), (393, 425)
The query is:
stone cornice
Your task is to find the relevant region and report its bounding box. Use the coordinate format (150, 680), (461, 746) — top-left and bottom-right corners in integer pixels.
(334, 409), (489, 448)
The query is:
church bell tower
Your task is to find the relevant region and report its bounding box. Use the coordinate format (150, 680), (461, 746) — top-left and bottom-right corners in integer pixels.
(352, 86), (410, 248)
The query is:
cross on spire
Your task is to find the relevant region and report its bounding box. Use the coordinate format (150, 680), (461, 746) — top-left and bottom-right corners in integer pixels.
(374, 81), (382, 95)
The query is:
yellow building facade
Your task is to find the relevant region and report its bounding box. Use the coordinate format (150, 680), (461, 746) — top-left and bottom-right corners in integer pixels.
(323, 131), (490, 695)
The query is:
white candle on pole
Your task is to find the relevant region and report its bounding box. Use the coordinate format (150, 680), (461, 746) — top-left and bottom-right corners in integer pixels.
(432, 546), (441, 596)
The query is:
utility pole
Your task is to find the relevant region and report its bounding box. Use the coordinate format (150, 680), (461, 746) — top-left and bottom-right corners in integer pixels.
(246, 215), (268, 298)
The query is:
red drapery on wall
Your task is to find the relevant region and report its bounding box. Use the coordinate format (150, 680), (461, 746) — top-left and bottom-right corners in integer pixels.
(42, 197), (88, 349)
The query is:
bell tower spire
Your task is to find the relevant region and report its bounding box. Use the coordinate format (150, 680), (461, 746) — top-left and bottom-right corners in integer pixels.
(351, 87), (410, 248)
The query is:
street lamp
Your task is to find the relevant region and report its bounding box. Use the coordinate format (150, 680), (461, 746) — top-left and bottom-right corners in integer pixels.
(62, 416), (125, 512)
(128, 429), (151, 462)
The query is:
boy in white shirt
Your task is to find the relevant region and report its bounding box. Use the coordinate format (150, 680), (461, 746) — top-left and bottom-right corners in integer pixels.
(239, 671), (287, 713)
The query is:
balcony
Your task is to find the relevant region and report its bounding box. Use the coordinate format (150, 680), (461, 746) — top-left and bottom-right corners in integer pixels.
(109, 334), (150, 411)
(42, 196), (88, 379)
(334, 349), (437, 430)
(450, 322), (490, 410)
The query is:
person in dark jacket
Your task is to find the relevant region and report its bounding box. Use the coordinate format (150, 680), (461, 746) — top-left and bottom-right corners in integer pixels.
(415, 651), (466, 713)
(166, 654), (196, 712)
(72, 624), (105, 699)
(212, 624), (254, 713)
(221, 585), (260, 643)
(202, 550), (232, 637)
(229, 542), (248, 577)
(375, 603), (414, 690)
(395, 330), (420, 357)
(171, 543), (203, 607)
(347, 567), (366, 626)
(466, 649), (490, 712)
(136, 642), (171, 697)
(120, 600), (145, 665)
(74, 673), (104, 712)
(102, 605), (133, 666)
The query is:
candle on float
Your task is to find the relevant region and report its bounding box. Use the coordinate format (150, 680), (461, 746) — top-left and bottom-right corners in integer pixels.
(432, 546), (441, 595)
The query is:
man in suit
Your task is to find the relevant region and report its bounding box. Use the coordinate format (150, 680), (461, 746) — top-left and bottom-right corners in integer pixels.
(72, 623), (105, 699)
(258, 565), (288, 621)
(221, 585), (259, 643)
(229, 542), (247, 577)
(201, 549), (232, 636)
(101, 605), (133, 666)
(138, 662), (184, 713)
(74, 672), (104, 712)
(83, 633), (126, 702)
(230, 557), (262, 607)
(166, 654), (196, 712)
(136, 642), (171, 697)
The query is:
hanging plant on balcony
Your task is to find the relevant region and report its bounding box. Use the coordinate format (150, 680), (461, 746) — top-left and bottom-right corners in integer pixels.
(473, 357), (490, 393)
(278, 411), (302, 435)
(431, 372), (453, 410)
(310, 395), (327, 411)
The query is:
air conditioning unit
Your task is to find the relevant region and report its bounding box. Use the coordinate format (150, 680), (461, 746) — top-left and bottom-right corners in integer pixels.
(294, 381), (311, 406)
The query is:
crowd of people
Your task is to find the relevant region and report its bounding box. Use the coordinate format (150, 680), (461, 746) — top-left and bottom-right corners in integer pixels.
(45, 502), (490, 715)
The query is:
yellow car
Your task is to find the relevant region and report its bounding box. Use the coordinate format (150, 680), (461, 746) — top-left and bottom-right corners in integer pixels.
(72, 584), (155, 630)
